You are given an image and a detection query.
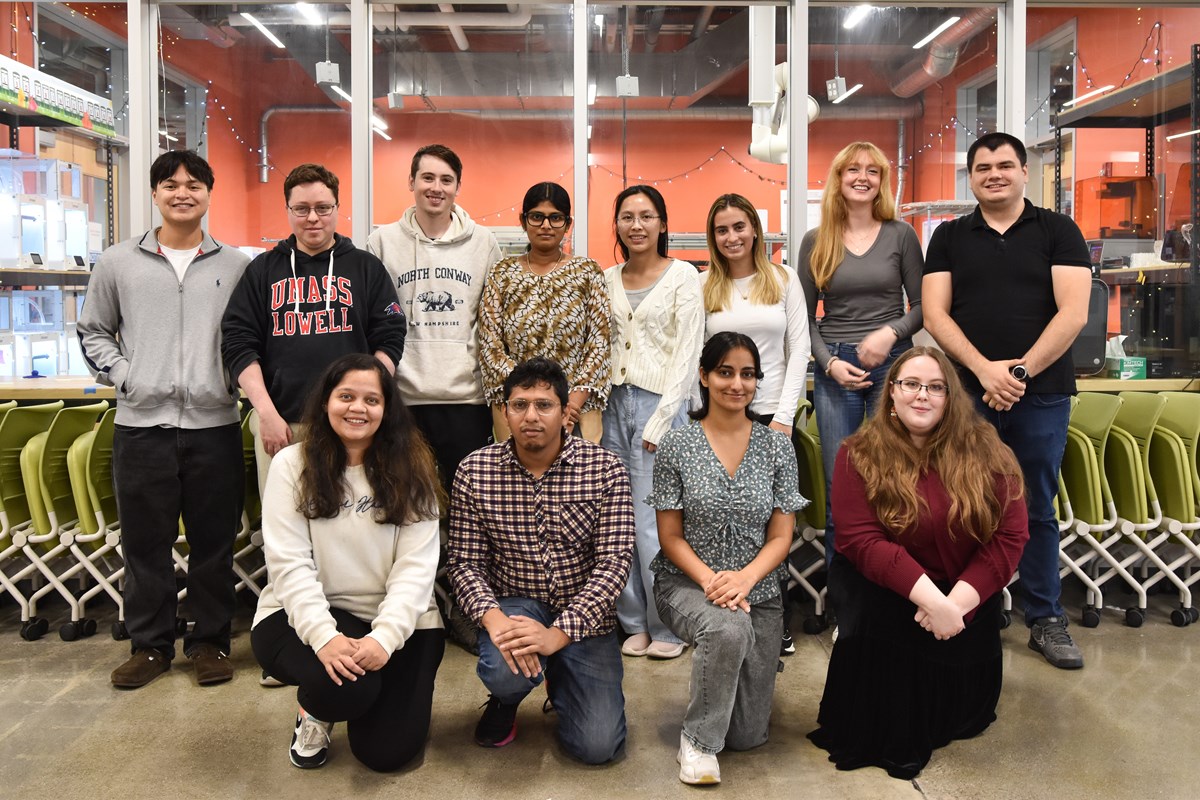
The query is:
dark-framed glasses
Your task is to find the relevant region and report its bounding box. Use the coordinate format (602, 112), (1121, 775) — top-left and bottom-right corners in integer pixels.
(525, 211), (569, 228)
(506, 398), (561, 416)
(288, 203), (338, 218)
(892, 379), (949, 397)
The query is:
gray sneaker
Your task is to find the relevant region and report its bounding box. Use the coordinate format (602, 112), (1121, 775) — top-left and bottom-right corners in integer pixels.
(1028, 616), (1084, 669)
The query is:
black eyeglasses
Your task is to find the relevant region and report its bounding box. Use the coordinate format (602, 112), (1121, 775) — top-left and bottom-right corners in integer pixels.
(525, 211), (569, 228)
(892, 379), (949, 397)
(288, 204), (338, 218)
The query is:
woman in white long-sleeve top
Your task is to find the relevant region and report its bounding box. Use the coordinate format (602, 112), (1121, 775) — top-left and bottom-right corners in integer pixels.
(251, 353), (445, 773)
(603, 185), (705, 661)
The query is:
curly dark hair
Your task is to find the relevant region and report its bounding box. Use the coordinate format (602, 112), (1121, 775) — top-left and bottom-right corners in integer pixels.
(297, 354), (443, 524)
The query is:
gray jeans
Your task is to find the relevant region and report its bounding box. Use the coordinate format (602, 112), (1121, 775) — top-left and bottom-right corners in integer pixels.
(654, 571), (782, 755)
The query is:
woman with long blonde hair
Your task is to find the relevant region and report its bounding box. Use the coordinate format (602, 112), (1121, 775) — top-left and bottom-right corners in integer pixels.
(808, 346), (1027, 779)
(797, 141), (924, 564)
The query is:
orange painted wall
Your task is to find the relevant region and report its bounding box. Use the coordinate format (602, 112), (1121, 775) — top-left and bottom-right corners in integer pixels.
(1, 2), (37, 153)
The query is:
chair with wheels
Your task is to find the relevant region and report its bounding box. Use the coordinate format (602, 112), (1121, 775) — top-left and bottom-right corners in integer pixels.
(1147, 392), (1200, 626)
(789, 399), (829, 634)
(13, 401), (109, 640)
(0, 401), (64, 639)
(232, 409), (266, 596)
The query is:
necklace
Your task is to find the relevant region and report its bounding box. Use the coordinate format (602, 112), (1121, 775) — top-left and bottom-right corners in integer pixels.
(733, 275), (753, 301)
(843, 222), (880, 254)
(525, 249), (565, 276)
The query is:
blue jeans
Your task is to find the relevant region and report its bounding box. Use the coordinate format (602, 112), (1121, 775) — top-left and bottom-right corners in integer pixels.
(602, 383), (687, 645)
(654, 572), (782, 755)
(813, 340), (909, 563)
(974, 392), (1071, 623)
(476, 597), (627, 764)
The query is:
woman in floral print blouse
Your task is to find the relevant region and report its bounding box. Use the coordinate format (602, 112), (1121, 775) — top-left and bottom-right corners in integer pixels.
(479, 182), (611, 443)
(648, 331), (806, 786)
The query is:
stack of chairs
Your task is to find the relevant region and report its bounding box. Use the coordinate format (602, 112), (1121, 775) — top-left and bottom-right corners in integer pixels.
(1145, 392), (1200, 626)
(1105, 392), (1193, 626)
(11, 401), (109, 639)
(1057, 393), (1139, 627)
(62, 406), (126, 640)
(789, 400), (831, 635)
(0, 401), (65, 639)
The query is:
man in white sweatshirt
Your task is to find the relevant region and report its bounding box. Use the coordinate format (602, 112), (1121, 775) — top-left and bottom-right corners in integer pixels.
(367, 144), (502, 493)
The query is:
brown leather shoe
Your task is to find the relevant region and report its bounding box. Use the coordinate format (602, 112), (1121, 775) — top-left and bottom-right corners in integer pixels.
(189, 644), (234, 686)
(111, 648), (171, 689)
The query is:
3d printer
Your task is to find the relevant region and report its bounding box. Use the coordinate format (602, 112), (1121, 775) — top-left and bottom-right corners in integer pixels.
(1075, 175), (1157, 268)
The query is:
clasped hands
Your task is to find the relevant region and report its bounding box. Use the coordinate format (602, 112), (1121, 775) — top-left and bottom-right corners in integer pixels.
(979, 358), (1027, 411)
(316, 633), (390, 685)
(705, 569), (753, 613)
(913, 595), (969, 641)
(484, 609), (571, 679)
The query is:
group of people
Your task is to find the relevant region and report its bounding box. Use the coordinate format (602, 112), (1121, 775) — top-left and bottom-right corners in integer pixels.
(76, 130), (1093, 783)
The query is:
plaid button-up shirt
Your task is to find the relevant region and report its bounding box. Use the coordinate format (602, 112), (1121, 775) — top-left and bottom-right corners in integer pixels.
(447, 435), (635, 641)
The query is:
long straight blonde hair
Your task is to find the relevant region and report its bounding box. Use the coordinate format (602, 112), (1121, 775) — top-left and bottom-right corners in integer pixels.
(703, 193), (786, 313)
(807, 142), (898, 291)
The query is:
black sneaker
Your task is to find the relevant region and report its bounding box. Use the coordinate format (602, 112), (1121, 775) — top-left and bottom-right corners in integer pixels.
(780, 631), (796, 656)
(290, 711), (333, 768)
(1028, 616), (1084, 670)
(474, 695), (519, 747)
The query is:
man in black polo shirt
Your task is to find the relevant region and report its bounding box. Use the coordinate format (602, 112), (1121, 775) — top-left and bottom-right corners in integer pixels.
(922, 132), (1092, 670)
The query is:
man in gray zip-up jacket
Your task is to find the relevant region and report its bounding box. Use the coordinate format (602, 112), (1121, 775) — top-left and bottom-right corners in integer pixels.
(79, 150), (250, 690)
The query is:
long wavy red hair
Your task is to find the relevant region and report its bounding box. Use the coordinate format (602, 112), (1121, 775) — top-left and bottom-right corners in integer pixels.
(843, 346), (1023, 542)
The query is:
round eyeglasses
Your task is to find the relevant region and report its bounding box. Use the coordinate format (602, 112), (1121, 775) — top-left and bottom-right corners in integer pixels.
(891, 379), (949, 398)
(525, 211), (569, 229)
(288, 204), (338, 218)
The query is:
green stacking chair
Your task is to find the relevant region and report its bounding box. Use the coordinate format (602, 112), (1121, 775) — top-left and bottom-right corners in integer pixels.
(790, 399), (830, 634)
(62, 407), (127, 640)
(14, 401), (108, 640)
(1060, 393), (1144, 627)
(0, 401), (64, 639)
(1103, 392), (1191, 626)
(1148, 392), (1200, 626)
(232, 410), (266, 597)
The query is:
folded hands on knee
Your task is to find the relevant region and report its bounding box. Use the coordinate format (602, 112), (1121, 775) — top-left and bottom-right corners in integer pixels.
(316, 633), (390, 685)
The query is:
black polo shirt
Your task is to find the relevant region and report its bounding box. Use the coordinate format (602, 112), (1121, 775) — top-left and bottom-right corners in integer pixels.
(924, 199), (1091, 395)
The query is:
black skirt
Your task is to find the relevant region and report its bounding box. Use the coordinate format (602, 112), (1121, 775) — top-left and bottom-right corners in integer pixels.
(807, 553), (1003, 780)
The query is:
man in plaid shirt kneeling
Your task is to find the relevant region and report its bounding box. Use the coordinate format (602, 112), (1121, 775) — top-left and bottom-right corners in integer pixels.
(447, 357), (634, 764)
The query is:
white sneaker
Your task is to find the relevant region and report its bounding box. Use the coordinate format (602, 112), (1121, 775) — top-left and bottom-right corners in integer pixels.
(290, 709), (334, 769)
(677, 733), (720, 785)
(621, 632), (651, 656)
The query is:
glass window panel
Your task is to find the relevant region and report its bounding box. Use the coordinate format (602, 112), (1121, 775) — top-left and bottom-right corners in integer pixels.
(154, 2), (355, 252)
(369, 2), (574, 260)
(588, 5), (786, 268)
(1035, 4), (1200, 378)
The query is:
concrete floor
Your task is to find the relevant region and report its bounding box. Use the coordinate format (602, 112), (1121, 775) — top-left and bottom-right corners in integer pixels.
(2, 587), (1199, 800)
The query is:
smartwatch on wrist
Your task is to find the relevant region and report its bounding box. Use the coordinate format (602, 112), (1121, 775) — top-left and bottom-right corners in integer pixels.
(1010, 364), (1029, 383)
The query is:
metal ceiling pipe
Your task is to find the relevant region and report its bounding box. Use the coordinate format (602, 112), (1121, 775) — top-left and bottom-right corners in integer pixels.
(259, 105), (345, 183)
(386, 8), (533, 31)
(889, 8), (997, 98)
(437, 97), (922, 121)
(437, 4), (470, 51)
(690, 6), (715, 42)
(643, 7), (666, 53)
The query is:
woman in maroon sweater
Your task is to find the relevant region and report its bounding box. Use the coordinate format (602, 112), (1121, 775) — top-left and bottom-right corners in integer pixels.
(808, 345), (1028, 779)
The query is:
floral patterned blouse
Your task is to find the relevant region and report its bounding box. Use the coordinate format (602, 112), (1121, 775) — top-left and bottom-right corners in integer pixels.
(478, 254), (612, 410)
(648, 420), (807, 603)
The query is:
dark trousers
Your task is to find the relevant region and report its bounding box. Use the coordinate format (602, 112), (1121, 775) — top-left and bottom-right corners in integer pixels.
(113, 423), (243, 659)
(409, 403), (493, 495)
(252, 608), (446, 772)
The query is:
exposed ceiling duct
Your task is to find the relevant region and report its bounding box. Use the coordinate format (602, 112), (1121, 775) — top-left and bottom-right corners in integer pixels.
(888, 9), (998, 98)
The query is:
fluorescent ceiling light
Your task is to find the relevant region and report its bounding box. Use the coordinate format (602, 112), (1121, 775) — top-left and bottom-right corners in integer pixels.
(912, 16), (960, 49)
(1166, 127), (1200, 142)
(1062, 84), (1115, 107)
(844, 6), (872, 30)
(242, 13), (285, 49)
(371, 114), (387, 131)
(587, 124), (593, 139)
(296, 3), (323, 25)
(373, 128), (392, 141)
(588, 82), (597, 105)
(331, 85), (352, 103)
(831, 83), (863, 104)
(594, 14), (603, 28)
(158, 130), (178, 142)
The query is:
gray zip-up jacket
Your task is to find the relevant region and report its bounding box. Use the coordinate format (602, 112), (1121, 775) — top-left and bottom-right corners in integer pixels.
(78, 229), (251, 428)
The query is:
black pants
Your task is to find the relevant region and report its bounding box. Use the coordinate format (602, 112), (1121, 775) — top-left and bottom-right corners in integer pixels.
(113, 423), (243, 659)
(252, 608), (446, 772)
(409, 403), (493, 496)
